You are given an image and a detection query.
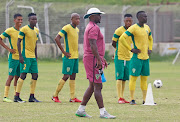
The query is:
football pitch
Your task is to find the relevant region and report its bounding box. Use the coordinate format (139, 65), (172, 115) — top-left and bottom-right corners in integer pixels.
(0, 61), (180, 121)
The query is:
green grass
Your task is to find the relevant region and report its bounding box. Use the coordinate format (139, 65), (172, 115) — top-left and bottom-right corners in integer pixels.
(0, 61), (180, 121)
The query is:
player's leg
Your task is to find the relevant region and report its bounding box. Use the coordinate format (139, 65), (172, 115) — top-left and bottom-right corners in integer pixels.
(129, 57), (142, 105)
(14, 73), (27, 103)
(140, 59), (150, 103)
(3, 75), (14, 102)
(76, 81), (94, 118)
(69, 59), (81, 102)
(122, 60), (130, 103)
(114, 58), (124, 103)
(140, 75), (148, 103)
(14, 61), (20, 96)
(28, 58), (40, 102)
(93, 82), (116, 119)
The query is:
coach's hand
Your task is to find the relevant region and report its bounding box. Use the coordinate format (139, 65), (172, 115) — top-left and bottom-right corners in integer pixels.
(19, 56), (24, 64)
(148, 50), (152, 55)
(64, 52), (71, 58)
(8, 49), (16, 54)
(131, 48), (141, 54)
(96, 59), (102, 70)
(104, 58), (108, 68)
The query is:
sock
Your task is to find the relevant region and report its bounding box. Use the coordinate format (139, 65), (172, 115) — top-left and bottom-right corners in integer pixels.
(69, 80), (75, 99)
(116, 80), (122, 99)
(100, 107), (106, 115)
(16, 78), (24, 94)
(129, 76), (138, 101)
(30, 79), (37, 94)
(78, 105), (86, 111)
(140, 76), (148, 101)
(122, 81), (126, 98)
(54, 79), (66, 97)
(4, 86), (10, 98)
(14, 86), (17, 96)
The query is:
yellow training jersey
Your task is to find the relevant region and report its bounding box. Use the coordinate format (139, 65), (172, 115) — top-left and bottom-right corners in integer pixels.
(112, 26), (132, 61)
(18, 25), (39, 58)
(58, 24), (79, 59)
(0, 27), (20, 60)
(124, 23), (153, 60)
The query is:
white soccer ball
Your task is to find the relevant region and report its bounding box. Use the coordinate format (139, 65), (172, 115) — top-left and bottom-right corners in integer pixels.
(153, 80), (163, 88)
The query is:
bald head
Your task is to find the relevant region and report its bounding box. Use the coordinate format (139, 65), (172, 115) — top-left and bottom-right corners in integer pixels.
(71, 13), (80, 27)
(71, 13), (80, 19)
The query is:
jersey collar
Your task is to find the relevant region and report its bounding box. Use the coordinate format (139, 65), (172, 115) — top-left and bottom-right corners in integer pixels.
(137, 23), (144, 28)
(13, 26), (19, 31)
(28, 25), (34, 30)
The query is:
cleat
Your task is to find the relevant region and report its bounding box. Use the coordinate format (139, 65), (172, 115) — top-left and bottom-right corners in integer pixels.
(130, 100), (136, 105)
(100, 111), (116, 119)
(70, 98), (81, 103)
(3, 97), (13, 103)
(118, 98), (125, 104)
(75, 110), (92, 118)
(29, 96), (41, 102)
(122, 98), (129, 103)
(52, 96), (61, 103)
(14, 96), (26, 103)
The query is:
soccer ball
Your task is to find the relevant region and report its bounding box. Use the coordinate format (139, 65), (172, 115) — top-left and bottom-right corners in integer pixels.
(153, 80), (163, 88)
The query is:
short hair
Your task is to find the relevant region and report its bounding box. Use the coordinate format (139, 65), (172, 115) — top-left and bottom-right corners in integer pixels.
(14, 13), (22, 19)
(136, 11), (145, 18)
(124, 14), (133, 18)
(28, 13), (36, 18)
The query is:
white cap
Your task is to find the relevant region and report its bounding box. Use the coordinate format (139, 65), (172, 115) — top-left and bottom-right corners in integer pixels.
(84, 8), (105, 19)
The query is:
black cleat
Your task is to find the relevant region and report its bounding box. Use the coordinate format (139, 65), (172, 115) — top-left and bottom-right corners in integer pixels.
(29, 96), (41, 102)
(14, 96), (26, 103)
(130, 100), (136, 105)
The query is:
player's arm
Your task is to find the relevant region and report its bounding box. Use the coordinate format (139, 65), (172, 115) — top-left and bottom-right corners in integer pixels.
(89, 39), (102, 69)
(148, 32), (153, 55)
(111, 30), (120, 48)
(17, 38), (24, 64)
(35, 42), (38, 60)
(55, 34), (71, 58)
(0, 37), (16, 54)
(120, 32), (140, 54)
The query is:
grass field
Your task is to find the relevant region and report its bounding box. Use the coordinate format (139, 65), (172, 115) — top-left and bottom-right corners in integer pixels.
(0, 61), (180, 121)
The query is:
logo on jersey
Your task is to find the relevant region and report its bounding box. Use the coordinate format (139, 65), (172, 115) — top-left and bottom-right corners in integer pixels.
(132, 68), (136, 73)
(95, 74), (101, 80)
(146, 30), (149, 35)
(9, 68), (13, 73)
(67, 67), (70, 72)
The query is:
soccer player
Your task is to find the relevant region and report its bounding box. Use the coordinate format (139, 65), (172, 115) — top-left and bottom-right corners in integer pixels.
(0, 14), (23, 102)
(75, 8), (116, 119)
(14, 13), (40, 103)
(120, 11), (153, 105)
(112, 14), (133, 104)
(51, 13), (81, 103)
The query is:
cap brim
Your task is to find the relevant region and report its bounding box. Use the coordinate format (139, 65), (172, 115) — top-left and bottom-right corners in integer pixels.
(84, 12), (105, 19)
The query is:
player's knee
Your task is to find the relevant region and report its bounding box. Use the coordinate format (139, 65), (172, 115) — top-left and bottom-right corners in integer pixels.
(20, 73), (27, 80)
(63, 75), (70, 81)
(32, 73), (38, 80)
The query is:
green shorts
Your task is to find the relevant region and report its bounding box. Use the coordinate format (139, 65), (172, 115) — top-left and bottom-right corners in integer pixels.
(114, 57), (130, 81)
(20, 58), (38, 73)
(62, 57), (79, 75)
(8, 59), (20, 76)
(130, 57), (150, 76)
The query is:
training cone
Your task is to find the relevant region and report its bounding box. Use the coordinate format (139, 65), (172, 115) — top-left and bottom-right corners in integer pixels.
(143, 83), (156, 105)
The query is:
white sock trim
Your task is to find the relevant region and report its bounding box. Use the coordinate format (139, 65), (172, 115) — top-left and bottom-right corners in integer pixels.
(100, 107), (106, 115)
(78, 105), (86, 111)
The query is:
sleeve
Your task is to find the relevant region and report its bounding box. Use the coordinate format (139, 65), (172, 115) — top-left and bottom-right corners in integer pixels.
(148, 27), (153, 50)
(35, 28), (39, 40)
(119, 33), (132, 51)
(0, 28), (11, 39)
(125, 26), (134, 37)
(88, 26), (99, 40)
(58, 25), (68, 37)
(112, 28), (120, 42)
(18, 27), (26, 39)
